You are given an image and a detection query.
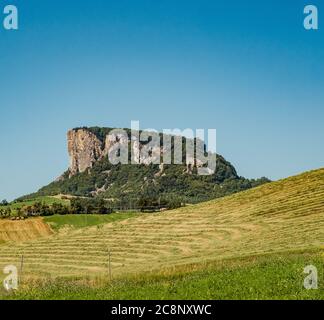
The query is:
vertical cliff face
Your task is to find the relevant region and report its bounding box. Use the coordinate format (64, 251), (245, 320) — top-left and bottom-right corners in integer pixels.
(67, 129), (104, 176)
(67, 128), (161, 176)
(67, 127), (213, 177)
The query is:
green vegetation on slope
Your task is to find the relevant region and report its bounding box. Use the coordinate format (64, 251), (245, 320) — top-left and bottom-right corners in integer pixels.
(2, 249), (323, 300)
(0, 196), (69, 217)
(9, 196), (69, 208)
(44, 213), (142, 231)
(34, 160), (268, 204)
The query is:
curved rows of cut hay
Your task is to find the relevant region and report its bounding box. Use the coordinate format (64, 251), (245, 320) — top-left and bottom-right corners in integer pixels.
(0, 218), (53, 243)
(0, 169), (323, 278)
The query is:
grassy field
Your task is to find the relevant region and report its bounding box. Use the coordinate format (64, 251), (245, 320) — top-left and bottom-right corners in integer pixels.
(2, 249), (323, 300)
(0, 168), (323, 299)
(44, 213), (142, 231)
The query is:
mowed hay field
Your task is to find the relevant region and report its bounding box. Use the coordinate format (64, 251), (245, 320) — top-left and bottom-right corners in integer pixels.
(0, 218), (53, 243)
(0, 168), (324, 280)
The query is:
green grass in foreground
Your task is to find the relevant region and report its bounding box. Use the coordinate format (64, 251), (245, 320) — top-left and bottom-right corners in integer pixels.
(3, 249), (323, 300)
(43, 213), (142, 231)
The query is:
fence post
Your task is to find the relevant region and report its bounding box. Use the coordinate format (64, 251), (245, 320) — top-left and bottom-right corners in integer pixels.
(108, 249), (112, 281)
(20, 254), (24, 284)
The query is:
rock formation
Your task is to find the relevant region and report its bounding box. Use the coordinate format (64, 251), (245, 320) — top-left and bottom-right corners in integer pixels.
(67, 128), (163, 177)
(67, 129), (104, 176)
(67, 127), (216, 178)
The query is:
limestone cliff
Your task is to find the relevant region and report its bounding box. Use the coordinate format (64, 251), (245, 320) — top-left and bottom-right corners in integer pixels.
(67, 128), (162, 176)
(67, 129), (104, 176)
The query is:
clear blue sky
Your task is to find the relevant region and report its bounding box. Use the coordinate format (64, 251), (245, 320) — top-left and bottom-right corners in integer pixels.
(0, 0), (323, 200)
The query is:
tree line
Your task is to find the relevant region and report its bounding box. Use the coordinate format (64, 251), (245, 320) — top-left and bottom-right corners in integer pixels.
(0, 195), (184, 219)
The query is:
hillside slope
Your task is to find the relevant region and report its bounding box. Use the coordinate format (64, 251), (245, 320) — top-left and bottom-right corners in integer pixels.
(0, 168), (323, 278)
(0, 218), (53, 243)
